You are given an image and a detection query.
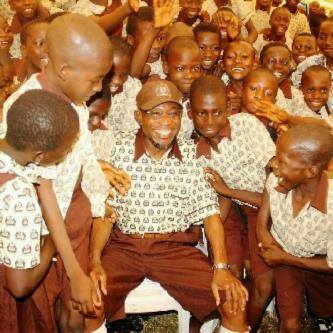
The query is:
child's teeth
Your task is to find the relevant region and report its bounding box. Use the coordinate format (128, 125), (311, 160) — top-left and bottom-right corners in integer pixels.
(273, 72), (283, 78)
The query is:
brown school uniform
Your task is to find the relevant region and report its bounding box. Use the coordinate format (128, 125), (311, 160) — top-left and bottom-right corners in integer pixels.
(99, 130), (223, 322)
(16, 76), (93, 331)
(194, 113), (276, 277)
(266, 172), (333, 319)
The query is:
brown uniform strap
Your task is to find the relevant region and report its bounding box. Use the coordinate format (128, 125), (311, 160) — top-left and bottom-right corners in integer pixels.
(0, 173), (16, 187)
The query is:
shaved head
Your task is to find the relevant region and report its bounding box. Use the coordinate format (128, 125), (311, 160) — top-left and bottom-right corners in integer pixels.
(44, 14), (113, 104)
(166, 36), (200, 60)
(279, 125), (333, 169)
(46, 13), (112, 66)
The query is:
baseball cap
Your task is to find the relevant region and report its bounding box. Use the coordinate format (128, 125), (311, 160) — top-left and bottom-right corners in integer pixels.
(136, 79), (183, 111)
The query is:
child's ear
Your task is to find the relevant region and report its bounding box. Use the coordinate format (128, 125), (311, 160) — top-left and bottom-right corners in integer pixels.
(163, 61), (169, 75)
(58, 63), (70, 81)
(187, 103), (193, 119)
(134, 110), (143, 126)
(307, 164), (320, 179)
(126, 35), (134, 47)
(34, 151), (44, 165)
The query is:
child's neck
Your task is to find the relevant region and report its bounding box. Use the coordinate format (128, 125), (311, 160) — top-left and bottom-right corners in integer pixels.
(229, 79), (243, 94)
(325, 56), (333, 71)
(18, 14), (37, 27)
(26, 61), (40, 79)
(293, 174), (322, 202)
(0, 140), (31, 166)
(269, 29), (285, 43)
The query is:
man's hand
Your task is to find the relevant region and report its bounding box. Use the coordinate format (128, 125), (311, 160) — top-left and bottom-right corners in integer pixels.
(211, 269), (248, 314)
(259, 243), (287, 267)
(204, 167), (232, 197)
(70, 271), (101, 316)
(153, 0), (175, 28)
(90, 261), (108, 303)
(251, 100), (289, 124)
(99, 161), (131, 197)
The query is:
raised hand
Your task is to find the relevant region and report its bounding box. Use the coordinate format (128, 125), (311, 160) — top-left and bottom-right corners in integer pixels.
(153, 0), (175, 28)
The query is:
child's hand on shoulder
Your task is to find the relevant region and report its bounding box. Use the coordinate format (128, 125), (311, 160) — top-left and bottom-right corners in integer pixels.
(204, 167), (232, 197)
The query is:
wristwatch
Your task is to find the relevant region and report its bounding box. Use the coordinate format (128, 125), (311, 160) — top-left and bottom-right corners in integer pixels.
(213, 262), (230, 270)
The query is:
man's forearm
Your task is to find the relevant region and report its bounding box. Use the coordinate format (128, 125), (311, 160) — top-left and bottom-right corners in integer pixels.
(203, 214), (228, 264)
(90, 217), (113, 264)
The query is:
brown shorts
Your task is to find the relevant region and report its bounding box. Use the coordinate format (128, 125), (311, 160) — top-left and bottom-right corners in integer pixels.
(102, 228), (225, 323)
(275, 265), (333, 320)
(20, 186), (92, 332)
(242, 206), (272, 278)
(224, 203), (249, 266)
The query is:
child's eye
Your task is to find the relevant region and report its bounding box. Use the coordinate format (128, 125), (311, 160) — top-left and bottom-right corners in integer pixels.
(250, 86), (256, 91)
(176, 66), (184, 72)
(192, 66), (200, 72)
(213, 111), (222, 116)
(320, 88), (328, 93)
(197, 111), (205, 117)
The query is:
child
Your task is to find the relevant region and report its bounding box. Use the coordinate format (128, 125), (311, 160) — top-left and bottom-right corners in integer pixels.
(193, 22), (222, 75)
(177, 0), (210, 27)
(222, 40), (257, 114)
(189, 75), (276, 332)
(251, 0), (272, 34)
(291, 32), (318, 66)
(0, 89), (80, 333)
(0, 15), (14, 55)
(260, 42), (299, 113)
(2, 14), (114, 333)
(283, 0), (310, 41)
(105, 35), (141, 134)
(253, 7), (292, 55)
(292, 18), (333, 95)
(128, 7), (168, 80)
(163, 36), (202, 138)
(88, 76), (111, 131)
(17, 18), (49, 83)
(292, 66), (332, 120)
(257, 124), (333, 333)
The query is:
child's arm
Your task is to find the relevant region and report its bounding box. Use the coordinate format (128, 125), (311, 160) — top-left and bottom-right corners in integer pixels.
(93, 0), (139, 34)
(36, 179), (100, 316)
(4, 235), (55, 298)
(204, 167), (263, 207)
(244, 19), (258, 43)
(218, 195), (232, 224)
(130, 27), (162, 79)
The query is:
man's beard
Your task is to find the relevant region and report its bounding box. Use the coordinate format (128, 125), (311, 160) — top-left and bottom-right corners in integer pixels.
(149, 136), (173, 151)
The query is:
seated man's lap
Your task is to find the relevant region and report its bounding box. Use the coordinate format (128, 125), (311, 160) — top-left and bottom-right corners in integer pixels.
(102, 228), (220, 322)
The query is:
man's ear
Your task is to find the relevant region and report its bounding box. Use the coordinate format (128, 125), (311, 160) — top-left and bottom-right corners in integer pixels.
(187, 103), (193, 119)
(126, 34), (134, 47)
(20, 44), (27, 59)
(163, 61), (169, 75)
(134, 110), (143, 126)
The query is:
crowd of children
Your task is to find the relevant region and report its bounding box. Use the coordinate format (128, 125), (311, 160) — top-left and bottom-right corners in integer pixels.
(1, 0), (333, 332)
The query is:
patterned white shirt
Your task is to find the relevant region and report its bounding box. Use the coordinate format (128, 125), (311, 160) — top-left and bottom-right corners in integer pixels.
(253, 33), (293, 55)
(286, 10), (310, 42)
(202, 113), (275, 207)
(291, 56), (333, 110)
(104, 76), (141, 135)
(1, 74), (110, 218)
(266, 172), (333, 268)
(179, 98), (194, 139)
(67, 0), (113, 16)
(92, 128), (116, 160)
(0, 152), (48, 270)
(148, 58), (166, 79)
(103, 130), (220, 234)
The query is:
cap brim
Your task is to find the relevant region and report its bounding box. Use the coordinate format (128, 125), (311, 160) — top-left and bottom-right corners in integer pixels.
(139, 97), (183, 111)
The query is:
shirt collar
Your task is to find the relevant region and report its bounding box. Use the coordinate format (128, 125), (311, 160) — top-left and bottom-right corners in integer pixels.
(191, 120), (232, 159)
(10, 14), (22, 34)
(37, 71), (72, 104)
(133, 128), (183, 162)
(279, 78), (293, 100)
(275, 164), (333, 214)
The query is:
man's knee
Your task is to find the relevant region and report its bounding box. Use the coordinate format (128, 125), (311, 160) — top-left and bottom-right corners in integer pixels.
(280, 318), (302, 333)
(58, 302), (84, 333)
(220, 306), (248, 332)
